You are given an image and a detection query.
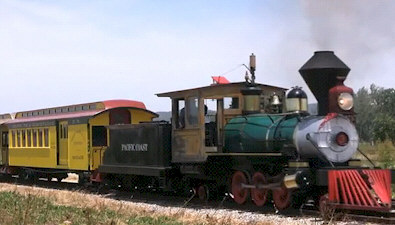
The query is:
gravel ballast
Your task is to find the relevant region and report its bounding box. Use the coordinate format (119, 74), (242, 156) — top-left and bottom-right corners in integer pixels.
(0, 183), (371, 225)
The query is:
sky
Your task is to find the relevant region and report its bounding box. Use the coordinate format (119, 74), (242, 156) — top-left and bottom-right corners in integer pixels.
(0, 0), (394, 113)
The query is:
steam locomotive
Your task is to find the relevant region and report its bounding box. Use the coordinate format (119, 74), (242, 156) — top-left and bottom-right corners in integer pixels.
(99, 51), (393, 212)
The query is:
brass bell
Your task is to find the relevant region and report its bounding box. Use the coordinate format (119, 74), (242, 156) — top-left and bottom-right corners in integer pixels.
(271, 94), (281, 105)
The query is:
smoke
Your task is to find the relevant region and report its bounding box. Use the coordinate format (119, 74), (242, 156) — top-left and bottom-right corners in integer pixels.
(301, 0), (395, 88)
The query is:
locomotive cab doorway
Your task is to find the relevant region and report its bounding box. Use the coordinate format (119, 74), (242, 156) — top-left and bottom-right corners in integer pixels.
(171, 97), (202, 162)
(170, 96), (226, 162)
(57, 121), (69, 166)
(203, 97), (239, 153)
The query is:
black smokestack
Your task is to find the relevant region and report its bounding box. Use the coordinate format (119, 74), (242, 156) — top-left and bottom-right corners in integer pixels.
(299, 51), (350, 115)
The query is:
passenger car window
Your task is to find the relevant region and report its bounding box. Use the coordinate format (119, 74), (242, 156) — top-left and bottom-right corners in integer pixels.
(33, 130), (37, 147)
(27, 130), (31, 147)
(1, 132), (8, 147)
(38, 129), (43, 147)
(22, 130), (26, 147)
(44, 129), (49, 147)
(11, 131), (15, 148)
(17, 130), (21, 147)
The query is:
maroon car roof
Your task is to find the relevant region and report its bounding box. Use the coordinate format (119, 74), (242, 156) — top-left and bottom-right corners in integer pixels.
(7, 99), (154, 124)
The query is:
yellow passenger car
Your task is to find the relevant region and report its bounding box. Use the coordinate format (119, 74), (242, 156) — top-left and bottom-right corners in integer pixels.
(5, 100), (157, 181)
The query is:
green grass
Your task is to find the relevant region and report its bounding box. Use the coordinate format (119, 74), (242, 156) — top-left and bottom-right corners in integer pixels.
(0, 191), (183, 225)
(358, 140), (395, 169)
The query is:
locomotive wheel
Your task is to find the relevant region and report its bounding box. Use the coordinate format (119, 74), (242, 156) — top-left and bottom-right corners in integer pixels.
(18, 170), (29, 182)
(78, 173), (90, 186)
(121, 177), (133, 191)
(18, 170), (37, 183)
(251, 172), (268, 206)
(231, 171), (249, 204)
(273, 185), (292, 210)
(197, 185), (209, 201)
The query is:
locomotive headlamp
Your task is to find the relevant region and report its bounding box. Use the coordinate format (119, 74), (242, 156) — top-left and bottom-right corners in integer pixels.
(338, 92), (353, 110)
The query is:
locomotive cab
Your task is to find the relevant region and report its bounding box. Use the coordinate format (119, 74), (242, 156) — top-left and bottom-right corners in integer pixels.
(157, 82), (286, 163)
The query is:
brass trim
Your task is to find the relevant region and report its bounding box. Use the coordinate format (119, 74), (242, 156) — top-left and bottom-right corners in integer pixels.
(284, 174), (299, 189)
(206, 152), (282, 156)
(288, 161), (309, 168)
(348, 160), (361, 167)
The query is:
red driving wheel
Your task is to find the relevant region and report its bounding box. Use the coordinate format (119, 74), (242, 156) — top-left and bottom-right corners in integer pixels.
(231, 171), (249, 204)
(251, 172), (268, 206)
(273, 185), (292, 210)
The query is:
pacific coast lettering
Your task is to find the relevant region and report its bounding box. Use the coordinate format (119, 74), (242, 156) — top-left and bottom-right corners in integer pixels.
(121, 143), (148, 152)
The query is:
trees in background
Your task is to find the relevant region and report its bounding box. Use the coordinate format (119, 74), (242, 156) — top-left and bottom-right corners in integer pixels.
(354, 84), (395, 144)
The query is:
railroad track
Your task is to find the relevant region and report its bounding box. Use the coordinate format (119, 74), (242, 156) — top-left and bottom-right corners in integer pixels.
(300, 204), (395, 224)
(1, 175), (394, 224)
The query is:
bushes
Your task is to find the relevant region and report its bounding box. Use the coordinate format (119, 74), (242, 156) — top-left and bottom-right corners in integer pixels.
(355, 85), (395, 144)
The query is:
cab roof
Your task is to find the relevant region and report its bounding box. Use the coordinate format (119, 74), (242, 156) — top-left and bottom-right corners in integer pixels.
(156, 82), (287, 99)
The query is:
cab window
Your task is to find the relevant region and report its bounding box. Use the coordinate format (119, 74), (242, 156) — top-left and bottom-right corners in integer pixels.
(176, 99), (185, 129)
(186, 97), (199, 126)
(224, 97), (239, 109)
